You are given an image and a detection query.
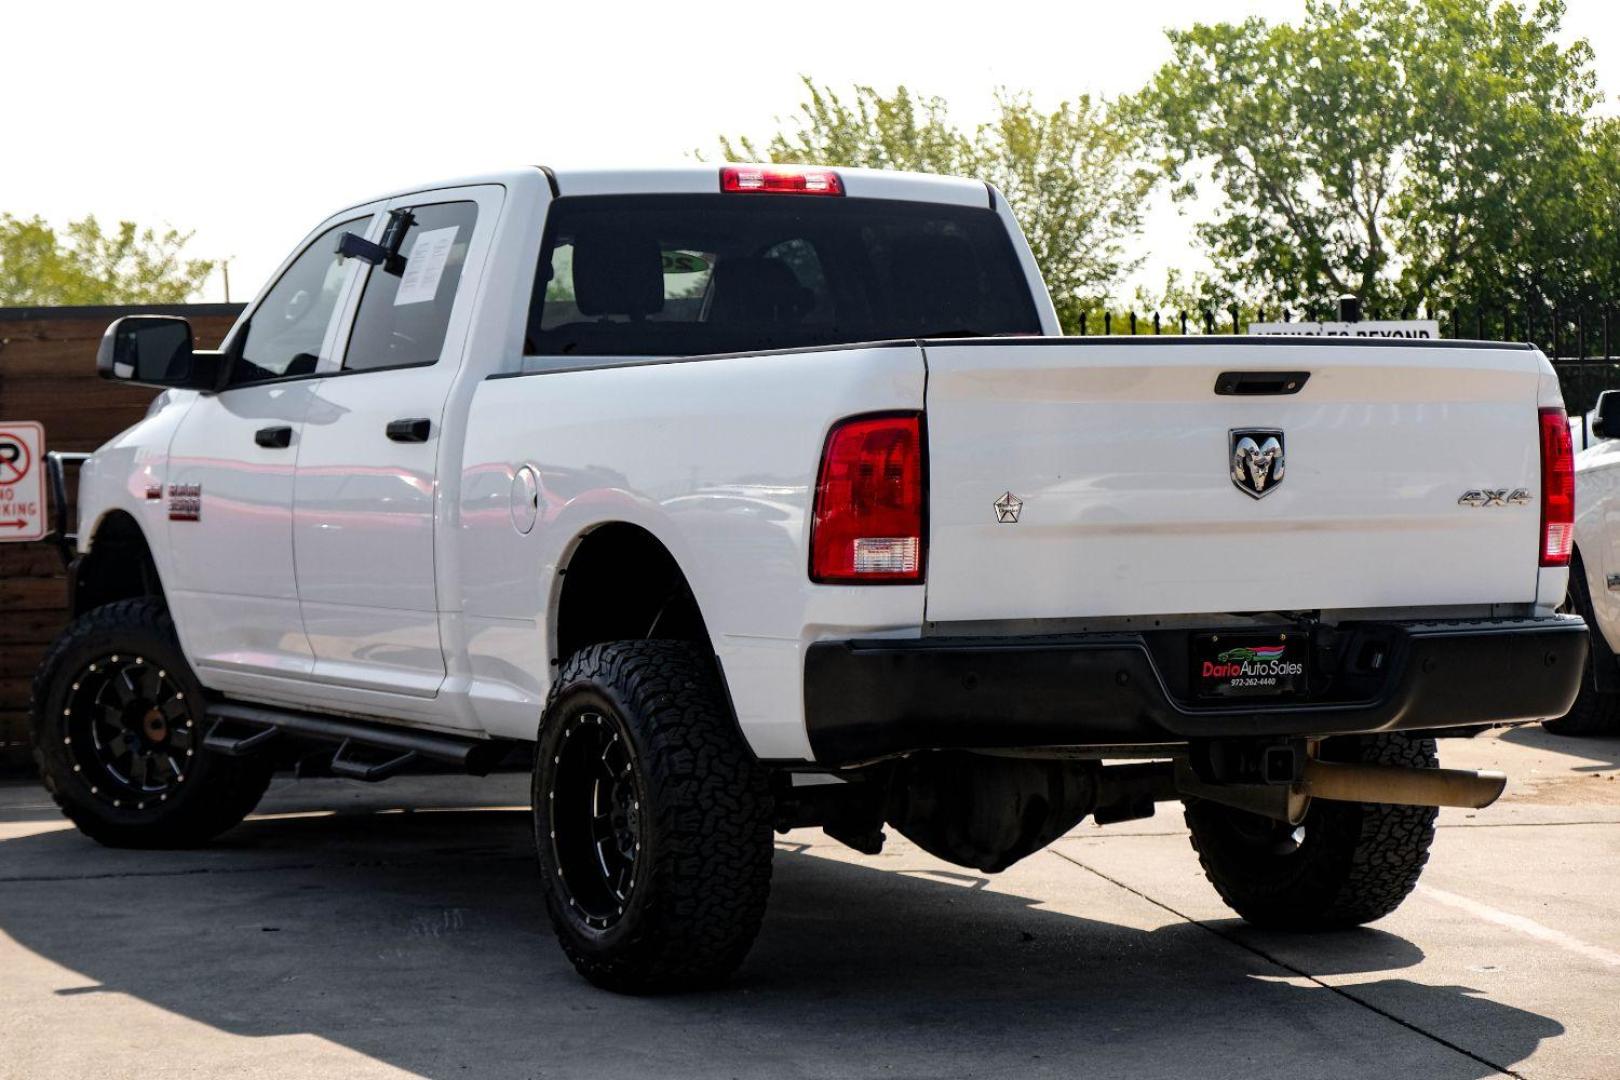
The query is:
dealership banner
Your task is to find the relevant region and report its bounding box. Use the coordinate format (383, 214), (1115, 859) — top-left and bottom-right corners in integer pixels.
(1248, 320), (1441, 339)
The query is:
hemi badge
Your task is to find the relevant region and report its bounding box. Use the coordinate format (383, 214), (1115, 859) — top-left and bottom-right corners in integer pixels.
(167, 483), (202, 522)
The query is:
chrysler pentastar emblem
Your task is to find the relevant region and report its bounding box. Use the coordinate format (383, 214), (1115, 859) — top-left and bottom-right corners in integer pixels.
(994, 491), (1023, 523)
(1230, 429), (1285, 499)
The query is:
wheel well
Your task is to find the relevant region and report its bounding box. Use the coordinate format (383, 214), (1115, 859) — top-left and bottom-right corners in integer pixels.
(554, 524), (712, 663)
(1569, 545), (1620, 686)
(73, 511), (162, 616)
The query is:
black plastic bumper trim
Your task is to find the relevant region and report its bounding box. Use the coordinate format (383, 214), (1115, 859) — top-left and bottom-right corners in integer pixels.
(803, 617), (1587, 766)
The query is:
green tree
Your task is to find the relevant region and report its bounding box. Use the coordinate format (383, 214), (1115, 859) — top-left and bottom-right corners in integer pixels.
(0, 214), (215, 306)
(1134, 0), (1610, 315)
(721, 81), (969, 175)
(1559, 116), (1620, 308)
(719, 79), (1154, 331)
(1124, 268), (1265, 333)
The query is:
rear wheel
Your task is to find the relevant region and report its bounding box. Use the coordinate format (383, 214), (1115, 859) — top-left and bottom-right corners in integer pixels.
(1185, 733), (1438, 929)
(534, 640), (773, 993)
(30, 599), (273, 848)
(1544, 560), (1620, 735)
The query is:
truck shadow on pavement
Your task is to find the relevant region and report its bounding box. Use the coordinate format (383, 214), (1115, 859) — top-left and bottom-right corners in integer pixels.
(0, 799), (1563, 1080)
(1497, 722), (1620, 770)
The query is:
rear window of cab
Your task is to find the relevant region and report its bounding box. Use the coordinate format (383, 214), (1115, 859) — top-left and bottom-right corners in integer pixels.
(524, 194), (1041, 358)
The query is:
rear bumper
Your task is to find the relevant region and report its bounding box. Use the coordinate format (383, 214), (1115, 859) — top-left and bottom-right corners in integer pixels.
(803, 616), (1587, 766)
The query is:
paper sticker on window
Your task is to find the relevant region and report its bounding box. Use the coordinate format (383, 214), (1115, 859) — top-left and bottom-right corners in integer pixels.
(393, 226), (459, 306)
(661, 250), (709, 274)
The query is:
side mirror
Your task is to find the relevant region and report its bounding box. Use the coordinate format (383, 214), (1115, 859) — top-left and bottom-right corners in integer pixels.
(96, 315), (222, 391)
(1592, 390), (1620, 441)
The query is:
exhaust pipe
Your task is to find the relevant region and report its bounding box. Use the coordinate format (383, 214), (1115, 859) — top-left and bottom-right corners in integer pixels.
(1170, 750), (1507, 824)
(1301, 759), (1506, 810)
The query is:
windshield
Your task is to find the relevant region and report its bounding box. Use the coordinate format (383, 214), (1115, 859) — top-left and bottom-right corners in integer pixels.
(525, 194), (1042, 357)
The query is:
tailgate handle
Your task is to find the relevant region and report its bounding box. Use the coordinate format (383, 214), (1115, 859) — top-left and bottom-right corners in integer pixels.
(1215, 371), (1310, 396)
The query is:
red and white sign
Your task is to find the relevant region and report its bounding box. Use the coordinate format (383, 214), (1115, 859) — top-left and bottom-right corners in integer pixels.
(0, 422), (46, 542)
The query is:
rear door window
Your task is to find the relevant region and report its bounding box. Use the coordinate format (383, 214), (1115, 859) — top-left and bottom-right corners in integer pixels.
(526, 195), (1041, 357)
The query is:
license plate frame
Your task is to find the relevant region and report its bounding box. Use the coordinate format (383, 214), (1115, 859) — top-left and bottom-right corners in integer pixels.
(1191, 631), (1310, 701)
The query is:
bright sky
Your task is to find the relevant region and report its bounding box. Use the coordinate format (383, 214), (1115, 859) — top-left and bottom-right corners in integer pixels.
(5, 0), (1617, 302)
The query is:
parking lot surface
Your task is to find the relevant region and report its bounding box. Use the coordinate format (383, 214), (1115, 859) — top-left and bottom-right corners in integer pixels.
(1, 726), (1617, 1080)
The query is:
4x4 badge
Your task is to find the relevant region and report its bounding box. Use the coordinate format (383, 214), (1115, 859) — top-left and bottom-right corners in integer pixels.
(1230, 429), (1285, 499)
(1457, 488), (1531, 508)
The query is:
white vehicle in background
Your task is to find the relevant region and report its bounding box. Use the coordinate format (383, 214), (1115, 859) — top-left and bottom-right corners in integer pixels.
(33, 164), (1586, 993)
(1560, 390), (1620, 734)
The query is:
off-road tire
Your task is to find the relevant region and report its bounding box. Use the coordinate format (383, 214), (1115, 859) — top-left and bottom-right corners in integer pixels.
(534, 640), (773, 993)
(1544, 558), (1620, 735)
(1185, 733), (1438, 929)
(30, 598), (273, 848)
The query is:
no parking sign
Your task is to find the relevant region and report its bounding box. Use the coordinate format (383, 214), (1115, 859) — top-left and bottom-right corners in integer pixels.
(0, 421), (46, 542)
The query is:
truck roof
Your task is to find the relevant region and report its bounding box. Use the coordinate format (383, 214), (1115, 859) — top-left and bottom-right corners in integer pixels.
(341, 165), (997, 213)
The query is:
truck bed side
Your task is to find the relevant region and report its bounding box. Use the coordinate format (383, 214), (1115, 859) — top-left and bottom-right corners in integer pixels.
(455, 344), (925, 759)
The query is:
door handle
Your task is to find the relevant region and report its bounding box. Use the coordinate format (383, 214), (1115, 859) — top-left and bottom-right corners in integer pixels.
(254, 425), (293, 449)
(386, 417), (432, 443)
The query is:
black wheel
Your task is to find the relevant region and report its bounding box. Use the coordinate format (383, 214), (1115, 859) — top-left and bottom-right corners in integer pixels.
(30, 598), (273, 848)
(1185, 733), (1438, 929)
(534, 640), (773, 993)
(1544, 557), (1620, 735)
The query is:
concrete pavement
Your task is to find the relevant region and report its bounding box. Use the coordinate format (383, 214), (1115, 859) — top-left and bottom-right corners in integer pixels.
(1, 726), (1616, 1079)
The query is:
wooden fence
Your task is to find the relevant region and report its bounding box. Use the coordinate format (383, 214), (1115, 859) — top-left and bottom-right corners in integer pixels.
(0, 304), (242, 772)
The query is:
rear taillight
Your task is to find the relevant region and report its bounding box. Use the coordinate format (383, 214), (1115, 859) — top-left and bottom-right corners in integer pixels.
(721, 165), (844, 196)
(1539, 406), (1574, 567)
(810, 414), (925, 584)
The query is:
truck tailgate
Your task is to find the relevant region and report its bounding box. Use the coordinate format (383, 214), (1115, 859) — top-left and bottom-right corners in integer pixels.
(922, 340), (1547, 622)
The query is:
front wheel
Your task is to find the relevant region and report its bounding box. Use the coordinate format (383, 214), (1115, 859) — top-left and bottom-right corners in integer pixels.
(30, 598), (273, 848)
(1185, 733), (1438, 929)
(533, 640), (774, 993)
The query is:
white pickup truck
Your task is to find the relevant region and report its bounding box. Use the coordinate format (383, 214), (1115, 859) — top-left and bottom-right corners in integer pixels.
(1556, 389), (1620, 734)
(34, 165), (1587, 993)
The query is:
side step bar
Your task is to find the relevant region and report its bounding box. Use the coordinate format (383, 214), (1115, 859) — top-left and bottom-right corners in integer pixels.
(204, 700), (513, 779)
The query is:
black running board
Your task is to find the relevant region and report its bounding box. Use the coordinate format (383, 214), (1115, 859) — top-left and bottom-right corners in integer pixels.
(204, 700), (513, 778)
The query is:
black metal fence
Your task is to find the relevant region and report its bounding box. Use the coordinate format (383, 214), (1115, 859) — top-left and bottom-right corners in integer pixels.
(1073, 301), (1620, 416)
